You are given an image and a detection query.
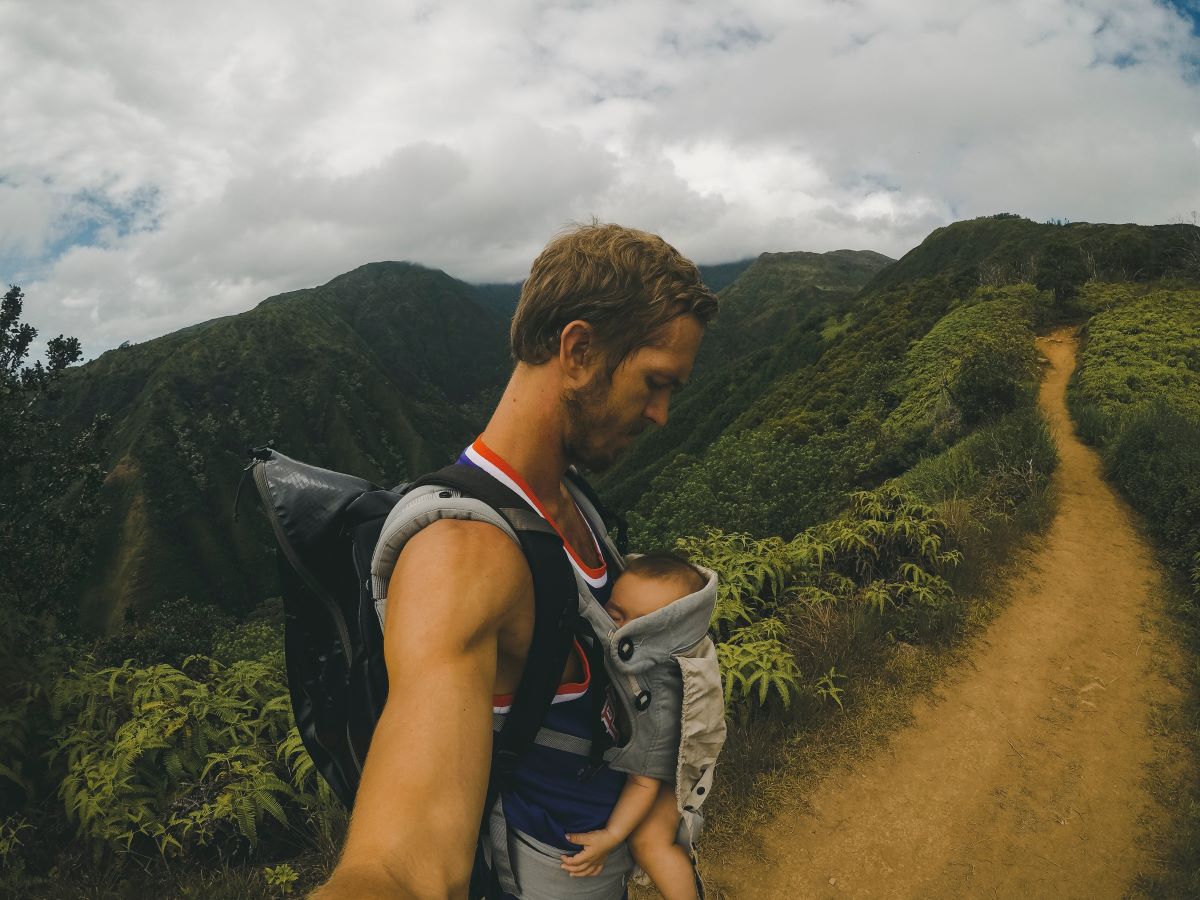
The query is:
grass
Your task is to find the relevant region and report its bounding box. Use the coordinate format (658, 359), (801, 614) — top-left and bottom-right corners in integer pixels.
(1129, 578), (1200, 899)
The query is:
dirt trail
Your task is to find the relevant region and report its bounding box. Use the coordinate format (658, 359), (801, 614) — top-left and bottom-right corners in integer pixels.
(711, 327), (1187, 899)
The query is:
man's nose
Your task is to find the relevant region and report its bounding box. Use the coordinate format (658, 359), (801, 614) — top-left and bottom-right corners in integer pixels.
(643, 394), (669, 427)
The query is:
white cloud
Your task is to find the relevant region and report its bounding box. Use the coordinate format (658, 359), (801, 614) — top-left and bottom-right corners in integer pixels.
(1, 0), (1197, 358)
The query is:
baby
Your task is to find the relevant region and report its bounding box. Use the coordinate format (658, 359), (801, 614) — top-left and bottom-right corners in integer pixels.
(559, 552), (714, 900)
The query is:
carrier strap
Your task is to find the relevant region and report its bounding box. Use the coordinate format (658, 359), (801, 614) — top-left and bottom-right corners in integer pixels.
(406, 465), (581, 783)
(491, 713), (595, 757)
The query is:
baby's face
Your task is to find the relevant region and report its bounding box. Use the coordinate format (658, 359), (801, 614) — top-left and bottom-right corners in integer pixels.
(604, 572), (689, 628)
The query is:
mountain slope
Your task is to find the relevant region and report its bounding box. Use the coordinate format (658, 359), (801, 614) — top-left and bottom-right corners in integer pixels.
(597, 249), (893, 513)
(55, 262), (511, 630)
(630, 217), (1200, 546)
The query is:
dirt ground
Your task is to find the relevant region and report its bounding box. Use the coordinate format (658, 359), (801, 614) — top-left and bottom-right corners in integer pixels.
(708, 326), (1190, 899)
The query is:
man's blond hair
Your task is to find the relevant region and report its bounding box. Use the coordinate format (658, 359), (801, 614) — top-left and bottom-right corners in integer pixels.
(510, 223), (718, 371)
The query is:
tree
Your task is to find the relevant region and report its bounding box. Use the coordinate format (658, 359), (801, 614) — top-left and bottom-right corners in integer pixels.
(0, 286), (109, 620)
(1034, 239), (1089, 305)
(0, 285), (110, 820)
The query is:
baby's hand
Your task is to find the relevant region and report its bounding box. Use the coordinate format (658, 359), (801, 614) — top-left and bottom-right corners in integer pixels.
(560, 828), (621, 877)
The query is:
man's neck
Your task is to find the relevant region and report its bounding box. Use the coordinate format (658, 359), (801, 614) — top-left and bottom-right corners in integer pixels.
(478, 365), (571, 512)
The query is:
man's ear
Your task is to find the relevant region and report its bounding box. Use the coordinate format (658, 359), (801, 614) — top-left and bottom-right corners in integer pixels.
(559, 319), (598, 382)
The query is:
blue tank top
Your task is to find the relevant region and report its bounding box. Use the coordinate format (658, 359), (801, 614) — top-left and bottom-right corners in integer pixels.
(458, 439), (625, 848)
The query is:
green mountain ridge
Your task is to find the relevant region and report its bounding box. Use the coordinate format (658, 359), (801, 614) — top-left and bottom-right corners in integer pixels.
(56, 261), (512, 629)
(57, 255), (774, 630)
(628, 216), (1200, 547)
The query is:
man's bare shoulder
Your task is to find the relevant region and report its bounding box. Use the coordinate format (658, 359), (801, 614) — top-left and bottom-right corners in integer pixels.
(389, 517), (530, 628)
(399, 517), (526, 574)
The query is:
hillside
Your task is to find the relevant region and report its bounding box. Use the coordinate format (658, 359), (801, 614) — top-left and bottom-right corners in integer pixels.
(629, 217), (1200, 547)
(46, 217), (1200, 631)
(597, 249), (893, 513)
(54, 262), (512, 630)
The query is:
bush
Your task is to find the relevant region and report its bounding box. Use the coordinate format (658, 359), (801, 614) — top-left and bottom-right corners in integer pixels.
(1070, 401), (1109, 446)
(1106, 402), (1200, 576)
(49, 655), (335, 861)
(898, 408), (1058, 535)
(93, 597), (234, 667)
(1069, 289), (1200, 588)
(678, 485), (961, 714)
(211, 597), (286, 667)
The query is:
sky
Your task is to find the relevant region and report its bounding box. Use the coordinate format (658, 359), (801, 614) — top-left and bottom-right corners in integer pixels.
(2, 0), (1199, 360)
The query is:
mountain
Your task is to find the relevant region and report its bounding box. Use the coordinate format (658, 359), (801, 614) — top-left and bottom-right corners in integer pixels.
(54, 216), (1199, 631)
(627, 216), (1200, 546)
(596, 249), (893, 513)
(866, 215), (1198, 293)
(54, 262), (512, 630)
(55, 255), (768, 632)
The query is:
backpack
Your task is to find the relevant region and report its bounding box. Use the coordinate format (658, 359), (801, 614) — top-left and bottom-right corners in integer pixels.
(233, 447), (625, 892)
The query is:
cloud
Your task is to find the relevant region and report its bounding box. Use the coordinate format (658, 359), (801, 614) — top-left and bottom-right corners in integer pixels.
(1, 0), (1197, 358)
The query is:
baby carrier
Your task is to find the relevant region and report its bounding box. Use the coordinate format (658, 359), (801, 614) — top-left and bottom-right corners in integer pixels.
(375, 489), (727, 892)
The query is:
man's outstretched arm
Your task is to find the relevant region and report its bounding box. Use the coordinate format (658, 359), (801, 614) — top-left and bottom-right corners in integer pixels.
(313, 519), (530, 899)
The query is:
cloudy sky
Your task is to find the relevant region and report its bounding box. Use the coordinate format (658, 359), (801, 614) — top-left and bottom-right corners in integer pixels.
(2, 0), (1199, 359)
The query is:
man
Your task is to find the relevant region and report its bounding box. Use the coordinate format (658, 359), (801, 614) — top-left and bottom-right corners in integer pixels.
(314, 223), (718, 899)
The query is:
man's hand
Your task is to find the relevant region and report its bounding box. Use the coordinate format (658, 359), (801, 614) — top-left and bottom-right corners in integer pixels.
(560, 828), (623, 877)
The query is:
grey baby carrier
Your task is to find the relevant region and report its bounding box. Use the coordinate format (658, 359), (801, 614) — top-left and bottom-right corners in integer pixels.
(374, 488), (727, 896)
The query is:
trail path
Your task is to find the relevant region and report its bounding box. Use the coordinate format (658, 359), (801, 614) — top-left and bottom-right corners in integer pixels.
(711, 326), (1187, 899)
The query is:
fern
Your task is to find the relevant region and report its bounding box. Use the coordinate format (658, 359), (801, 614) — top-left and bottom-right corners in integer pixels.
(717, 618), (803, 709)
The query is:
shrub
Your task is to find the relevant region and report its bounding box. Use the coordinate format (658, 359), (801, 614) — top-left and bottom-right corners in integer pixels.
(49, 655), (332, 860)
(1106, 402), (1200, 576)
(679, 485), (961, 713)
(93, 597), (234, 667)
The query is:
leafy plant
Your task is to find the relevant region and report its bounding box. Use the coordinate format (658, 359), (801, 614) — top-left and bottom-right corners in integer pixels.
(49, 655), (318, 859)
(686, 485), (961, 713)
(263, 862), (300, 895)
(813, 667), (846, 710)
(675, 529), (791, 632)
(0, 814), (30, 867)
(716, 619), (802, 709)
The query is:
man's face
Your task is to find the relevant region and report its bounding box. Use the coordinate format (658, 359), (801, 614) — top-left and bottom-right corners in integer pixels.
(563, 315), (704, 472)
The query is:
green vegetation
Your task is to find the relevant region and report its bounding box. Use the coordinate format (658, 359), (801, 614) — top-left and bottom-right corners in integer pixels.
(1067, 285), (1200, 584)
(49, 262), (511, 629)
(1061, 281), (1200, 896)
(53, 656), (314, 857)
(598, 250), (893, 513)
(684, 484), (965, 716)
(630, 283), (1044, 547)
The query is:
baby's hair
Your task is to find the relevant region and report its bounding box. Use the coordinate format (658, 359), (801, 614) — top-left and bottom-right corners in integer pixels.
(622, 551), (707, 595)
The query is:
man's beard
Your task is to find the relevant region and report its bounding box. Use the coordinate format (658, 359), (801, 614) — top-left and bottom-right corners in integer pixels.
(563, 370), (624, 474)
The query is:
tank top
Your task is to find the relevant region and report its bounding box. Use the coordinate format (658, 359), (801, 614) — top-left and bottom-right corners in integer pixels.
(458, 438), (626, 848)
